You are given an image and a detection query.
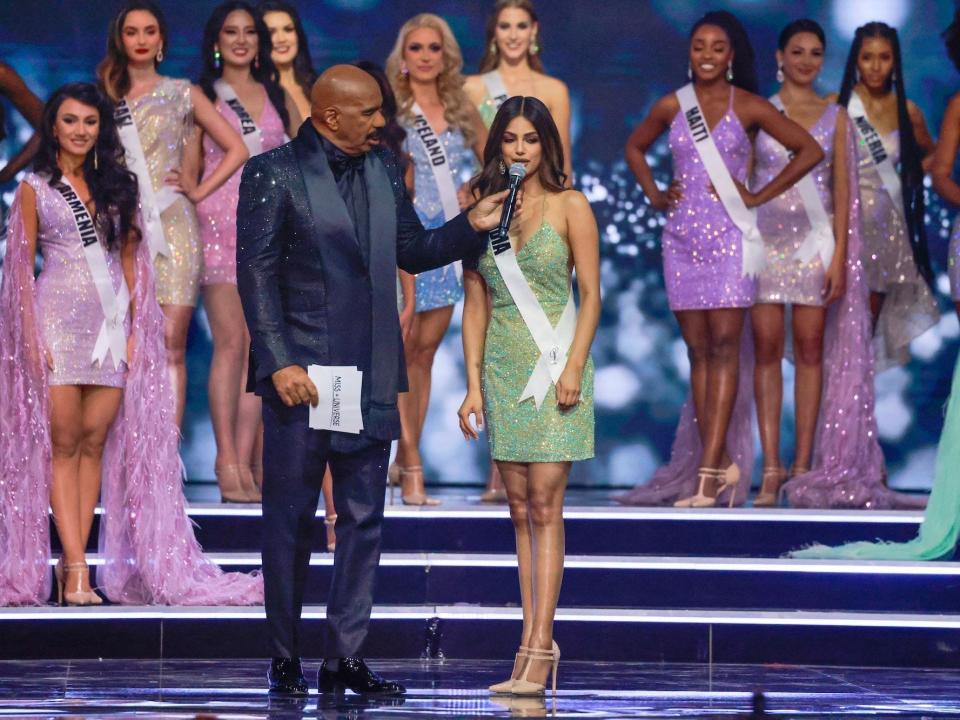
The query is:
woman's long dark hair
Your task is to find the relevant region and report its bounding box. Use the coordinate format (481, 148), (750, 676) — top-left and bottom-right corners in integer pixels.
(354, 60), (406, 162)
(944, 8), (960, 71)
(471, 96), (566, 197)
(838, 22), (932, 284)
(33, 83), (141, 250)
(198, 1), (290, 131)
(478, 0), (545, 74)
(690, 10), (758, 94)
(256, 0), (316, 95)
(97, 0), (169, 102)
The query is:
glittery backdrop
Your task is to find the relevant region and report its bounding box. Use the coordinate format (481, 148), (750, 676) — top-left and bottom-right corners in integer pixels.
(1, 0), (957, 489)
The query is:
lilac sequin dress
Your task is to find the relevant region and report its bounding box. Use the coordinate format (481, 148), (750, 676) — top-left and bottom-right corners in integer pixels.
(754, 105), (840, 306)
(855, 126), (938, 367)
(197, 87), (286, 286)
(26, 173), (130, 387)
(662, 87), (756, 310)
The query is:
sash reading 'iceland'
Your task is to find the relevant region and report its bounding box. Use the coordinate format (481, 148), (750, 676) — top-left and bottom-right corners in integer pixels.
(410, 101), (462, 280)
(676, 84), (765, 277)
(114, 98), (177, 260)
(214, 79), (264, 157)
(490, 227), (577, 410)
(770, 94), (836, 268)
(51, 176), (130, 370)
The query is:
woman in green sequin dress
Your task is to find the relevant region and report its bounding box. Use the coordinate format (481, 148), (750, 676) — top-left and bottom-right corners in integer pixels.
(459, 97), (599, 696)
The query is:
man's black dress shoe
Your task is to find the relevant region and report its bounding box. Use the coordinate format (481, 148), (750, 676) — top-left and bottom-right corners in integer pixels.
(318, 657), (406, 696)
(268, 657), (309, 696)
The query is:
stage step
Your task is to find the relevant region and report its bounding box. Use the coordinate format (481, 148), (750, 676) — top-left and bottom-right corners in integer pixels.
(64, 504), (927, 557)
(3, 604), (958, 668)
(48, 551), (960, 613)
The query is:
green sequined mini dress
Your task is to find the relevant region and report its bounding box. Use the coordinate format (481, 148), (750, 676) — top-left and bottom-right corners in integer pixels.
(476, 221), (594, 462)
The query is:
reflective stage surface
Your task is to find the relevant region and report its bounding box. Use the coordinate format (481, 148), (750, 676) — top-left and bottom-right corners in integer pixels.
(2, 659), (960, 718)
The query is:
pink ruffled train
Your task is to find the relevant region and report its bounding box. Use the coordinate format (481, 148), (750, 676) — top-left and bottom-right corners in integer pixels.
(0, 191), (263, 605)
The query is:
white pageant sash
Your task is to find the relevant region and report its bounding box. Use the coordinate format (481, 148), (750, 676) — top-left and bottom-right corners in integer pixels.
(114, 98), (176, 260)
(482, 70), (510, 110)
(214, 79), (263, 157)
(410, 102), (462, 279)
(676, 84), (765, 277)
(847, 92), (904, 215)
(489, 228), (577, 410)
(52, 177), (130, 369)
(770, 95), (835, 268)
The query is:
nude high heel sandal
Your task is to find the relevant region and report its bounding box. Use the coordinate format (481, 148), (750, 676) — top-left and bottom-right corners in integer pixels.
(488, 646), (531, 694)
(754, 466), (787, 508)
(239, 465), (262, 503)
(511, 641), (561, 696)
(399, 466), (441, 506)
(216, 465), (249, 503)
(324, 514), (337, 552)
(56, 560), (100, 606)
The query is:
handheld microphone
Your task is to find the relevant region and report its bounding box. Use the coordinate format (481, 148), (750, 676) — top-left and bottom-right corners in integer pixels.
(498, 162), (527, 235)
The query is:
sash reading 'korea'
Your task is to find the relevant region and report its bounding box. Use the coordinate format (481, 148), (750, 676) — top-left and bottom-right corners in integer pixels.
(482, 70), (510, 111)
(52, 177), (130, 370)
(214, 79), (264, 157)
(847, 92), (904, 216)
(115, 97), (177, 260)
(410, 101), (462, 280)
(676, 84), (765, 277)
(770, 95), (835, 268)
(490, 227), (577, 410)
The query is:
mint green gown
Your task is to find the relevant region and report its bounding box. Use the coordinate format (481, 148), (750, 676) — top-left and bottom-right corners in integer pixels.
(473, 221), (594, 462)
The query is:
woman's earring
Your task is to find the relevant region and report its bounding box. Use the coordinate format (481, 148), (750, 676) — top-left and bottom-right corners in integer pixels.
(530, 36), (540, 55)
(776, 64), (784, 83)
(726, 63), (734, 82)
(498, 157), (506, 175)
(687, 62), (693, 80)
(93, 147), (99, 171)
(490, 40), (498, 54)
(891, 70), (897, 83)
(399, 61), (409, 79)
(214, 48), (222, 70)
(254, 53), (260, 70)
(156, 46), (164, 63)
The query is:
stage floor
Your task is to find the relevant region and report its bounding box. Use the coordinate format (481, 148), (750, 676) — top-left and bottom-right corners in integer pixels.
(2, 659), (959, 718)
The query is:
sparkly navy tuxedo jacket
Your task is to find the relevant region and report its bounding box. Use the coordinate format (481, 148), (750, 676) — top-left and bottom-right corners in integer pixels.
(237, 121), (485, 451)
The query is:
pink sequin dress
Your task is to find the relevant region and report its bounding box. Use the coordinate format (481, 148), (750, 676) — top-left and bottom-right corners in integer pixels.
(197, 86), (286, 286)
(26, 173), (130, 387)
(662, 86), (756, 310)
(754, 105), (840, 306)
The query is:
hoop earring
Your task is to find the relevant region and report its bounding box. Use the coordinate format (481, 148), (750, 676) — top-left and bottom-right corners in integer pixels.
(776, 64), (784, 83)
(726, 63), (734, 82)
(498, 157), (506, 175)
(214, 48), (222, 70)
(687, 62), (692, 80)
(157, 46), (164, 63)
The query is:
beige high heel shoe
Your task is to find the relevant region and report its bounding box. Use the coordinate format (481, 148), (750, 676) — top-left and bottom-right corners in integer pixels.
(399, 466), (441, 506)
(215, 464), (249, 503)
(56, 560), (101, 606)
(754, 466), (787, 508)
(488, 646), (531, 694)
(324, 514), (337, 552)
(511, 641), (561, 696)
(387, 462), (404, 487)
(239, 465), (262, 503)
(675, 464), (741, 508)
